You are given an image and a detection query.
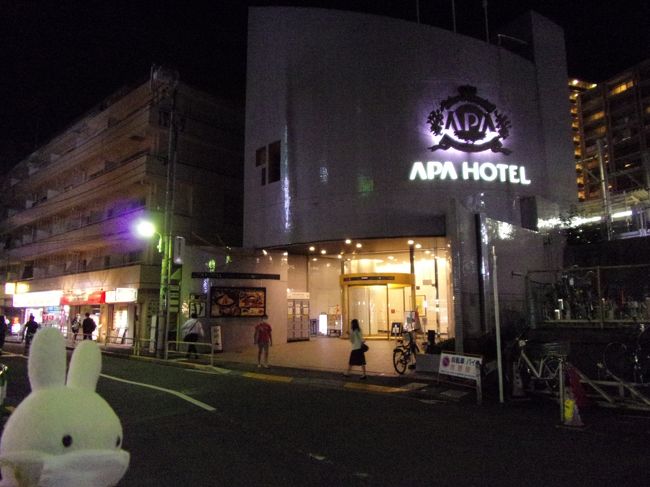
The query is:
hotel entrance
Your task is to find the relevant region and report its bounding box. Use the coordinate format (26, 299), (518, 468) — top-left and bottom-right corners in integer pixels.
(343, 275), (412, 338)
(304, 236), (455, 340)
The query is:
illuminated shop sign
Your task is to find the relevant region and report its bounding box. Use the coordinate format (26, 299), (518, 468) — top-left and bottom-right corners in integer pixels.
(428, 85), (511, 154)
(105, 288), (138, 303)
(409, 161), (530, 184)
(60, 290), (106, 306)
(13, 290), (63, 308)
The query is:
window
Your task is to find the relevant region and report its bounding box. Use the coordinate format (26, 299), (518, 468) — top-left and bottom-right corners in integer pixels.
(255, 147), (267, 167)
(609, 80), (634, 96)
(255, 141), (281, 185)
(267, 141), (281, 183)
(22, 262), (34, 280)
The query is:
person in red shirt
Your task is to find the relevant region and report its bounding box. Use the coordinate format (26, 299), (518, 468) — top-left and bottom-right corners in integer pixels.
(254, 315), (272, 368)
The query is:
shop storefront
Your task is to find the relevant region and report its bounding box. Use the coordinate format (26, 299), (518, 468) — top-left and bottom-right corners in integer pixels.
(9, 286), (138, 344)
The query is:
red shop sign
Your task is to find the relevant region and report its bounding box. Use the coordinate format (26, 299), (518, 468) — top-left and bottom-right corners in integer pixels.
(60, 290), (106, 306)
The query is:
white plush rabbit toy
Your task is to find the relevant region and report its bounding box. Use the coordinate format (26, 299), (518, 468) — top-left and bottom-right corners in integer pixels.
(0, 327), (129, 487)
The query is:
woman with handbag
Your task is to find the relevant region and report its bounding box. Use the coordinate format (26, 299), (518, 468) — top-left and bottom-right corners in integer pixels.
(344, 318), (367, 379)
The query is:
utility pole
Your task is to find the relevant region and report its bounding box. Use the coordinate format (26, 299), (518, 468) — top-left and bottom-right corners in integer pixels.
(150, 65), (179, 358)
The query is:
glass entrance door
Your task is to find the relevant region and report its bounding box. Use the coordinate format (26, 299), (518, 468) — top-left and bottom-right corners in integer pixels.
(348, 285), (390, 337)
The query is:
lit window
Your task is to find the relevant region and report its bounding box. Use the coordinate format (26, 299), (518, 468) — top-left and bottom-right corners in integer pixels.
(609, 80), (634, 96)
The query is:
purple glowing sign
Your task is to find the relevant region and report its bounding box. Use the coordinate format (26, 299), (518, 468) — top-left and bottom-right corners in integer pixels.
(427, 85), (511, 155)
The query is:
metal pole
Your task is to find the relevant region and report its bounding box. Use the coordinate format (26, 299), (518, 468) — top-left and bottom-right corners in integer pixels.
(597, 139), (612, 241)
(559, 359), (565, 423)
(482, 0), (489, 43)
(415, 0), (420, 23)
(491, 246), (505, 403)
(451, 0), (457, 33)
(409, 244), (417, 327)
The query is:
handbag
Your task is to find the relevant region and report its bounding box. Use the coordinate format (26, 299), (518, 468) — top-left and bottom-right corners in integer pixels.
(360, 342), (369, 353)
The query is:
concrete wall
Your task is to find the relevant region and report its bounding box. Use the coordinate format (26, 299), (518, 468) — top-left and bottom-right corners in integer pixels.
(181, 247), (288, 350)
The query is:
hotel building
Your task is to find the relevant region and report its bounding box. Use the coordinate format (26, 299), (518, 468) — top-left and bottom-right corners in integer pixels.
(183, 7), (574, 352)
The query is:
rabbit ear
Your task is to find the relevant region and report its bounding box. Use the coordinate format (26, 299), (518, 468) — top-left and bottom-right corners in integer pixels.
(28, 327), (66, 390)
(67, 340), (101, 390)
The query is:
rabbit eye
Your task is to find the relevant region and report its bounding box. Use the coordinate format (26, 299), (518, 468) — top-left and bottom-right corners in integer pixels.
(62, 435), (72, 447)
(115, 436), (121, 448)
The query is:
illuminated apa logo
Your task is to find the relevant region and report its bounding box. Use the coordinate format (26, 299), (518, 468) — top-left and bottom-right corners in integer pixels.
(427, 85), (511, 155)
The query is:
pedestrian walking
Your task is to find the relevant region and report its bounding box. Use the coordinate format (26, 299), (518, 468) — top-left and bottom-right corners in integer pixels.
(70, 313), (81, 342)
(81, 313), (97, 340)
(254, 315), (272, 368)
(23, 314), (40, 355)
(344, 318), (367, 379)
(181, 313), (204, 359)
(0, 315), (8, 354)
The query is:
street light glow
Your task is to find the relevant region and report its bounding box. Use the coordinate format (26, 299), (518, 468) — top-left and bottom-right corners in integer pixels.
(135, 220), (157, 238)
(135, 220), (162, 253)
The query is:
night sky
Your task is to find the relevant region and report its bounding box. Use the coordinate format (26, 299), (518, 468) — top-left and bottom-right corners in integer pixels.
(2, 0), (648, 172)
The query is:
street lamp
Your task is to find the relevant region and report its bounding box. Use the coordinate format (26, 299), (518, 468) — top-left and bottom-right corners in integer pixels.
(151, 64), (180, 359)
(135, 220), (162, 253)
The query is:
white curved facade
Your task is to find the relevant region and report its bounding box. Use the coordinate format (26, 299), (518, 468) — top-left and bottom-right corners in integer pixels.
(243, 7), (572, 344)
(244, 7), (574, 248)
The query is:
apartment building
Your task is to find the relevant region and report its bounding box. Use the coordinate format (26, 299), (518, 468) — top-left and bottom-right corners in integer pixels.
(568, 78), (597, 202)
(577, 59), (650, 202)
(0, 79), (243, 346)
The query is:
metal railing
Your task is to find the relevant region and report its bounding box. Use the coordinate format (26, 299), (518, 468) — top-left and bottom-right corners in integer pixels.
(527, 264), (650, 328)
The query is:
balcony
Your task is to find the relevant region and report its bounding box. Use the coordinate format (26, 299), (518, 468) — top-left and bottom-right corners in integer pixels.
(0, 152), (164, 233)
(4, 206), (152, 262)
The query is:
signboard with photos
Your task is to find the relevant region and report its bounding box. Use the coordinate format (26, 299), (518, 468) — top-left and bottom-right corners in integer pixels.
(210, 286), (266, 317)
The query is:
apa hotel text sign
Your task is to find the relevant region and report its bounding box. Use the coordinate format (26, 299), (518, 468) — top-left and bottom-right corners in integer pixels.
(409, 85), (530, 185)
(409, 161), (530, 185)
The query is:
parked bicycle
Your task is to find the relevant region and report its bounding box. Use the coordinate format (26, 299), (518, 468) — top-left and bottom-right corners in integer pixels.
(601, 322), (650, 385)
(393, 331), (420, 374)
(510, 333), (569, 394)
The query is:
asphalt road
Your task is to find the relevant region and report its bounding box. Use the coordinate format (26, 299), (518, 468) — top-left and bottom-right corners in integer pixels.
(1, 349), (649, 486)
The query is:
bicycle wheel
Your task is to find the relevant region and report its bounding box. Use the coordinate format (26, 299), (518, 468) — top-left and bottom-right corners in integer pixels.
(393, 348), (408, 374)
(602, 342), (632, 380)
(541, 357), (561, 392)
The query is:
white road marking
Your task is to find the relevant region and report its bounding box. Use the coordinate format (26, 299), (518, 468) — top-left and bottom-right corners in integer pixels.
(100, 373), (216, 411)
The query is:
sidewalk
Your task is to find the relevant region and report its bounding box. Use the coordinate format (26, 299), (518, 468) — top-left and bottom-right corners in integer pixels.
(100, 336), (480, 402)
(209, 336), (402, 376)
